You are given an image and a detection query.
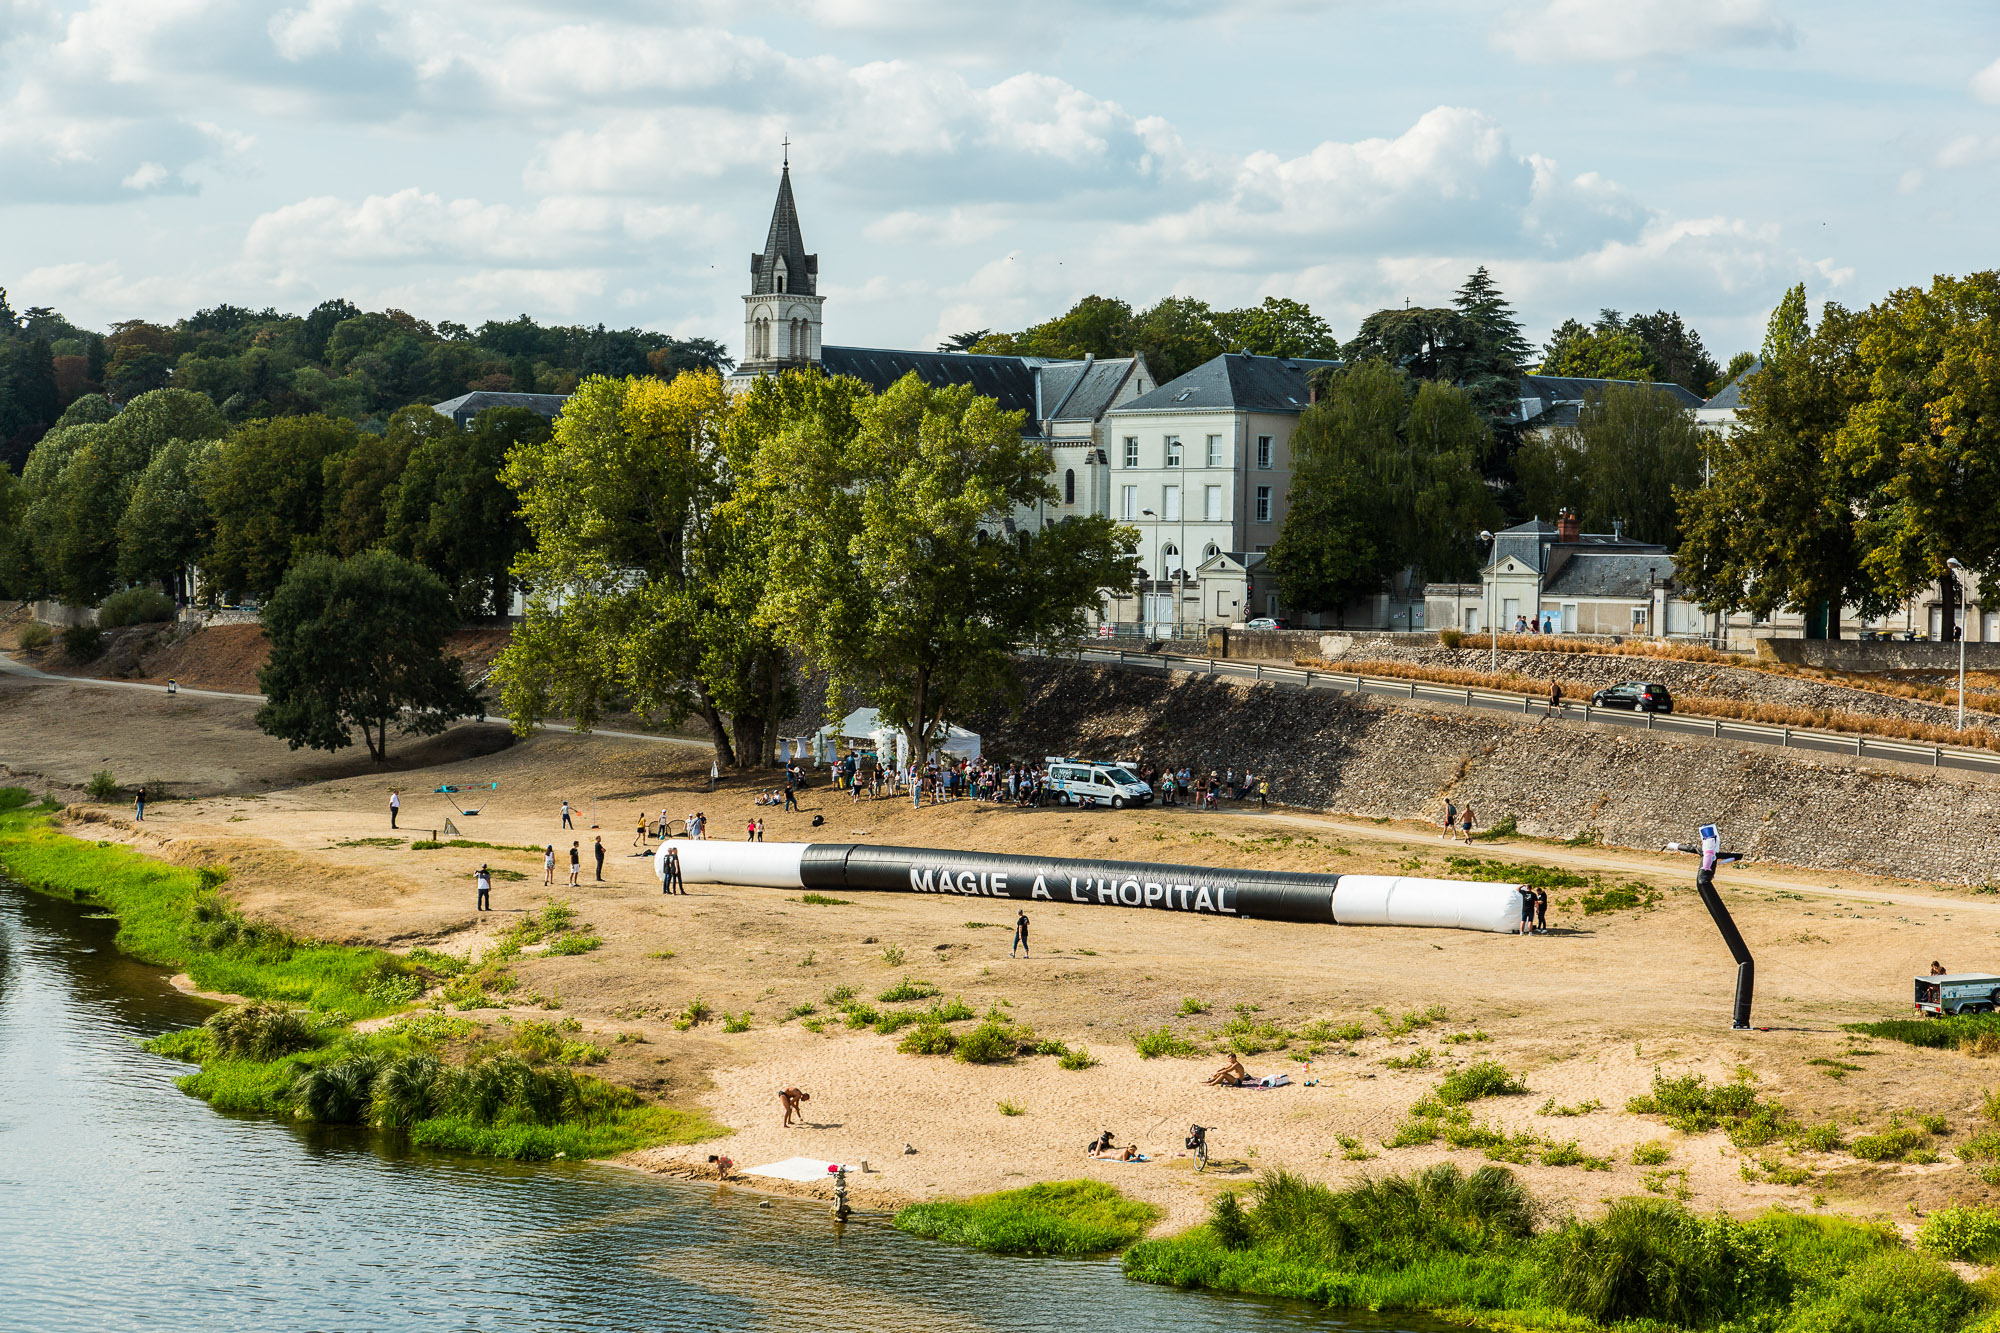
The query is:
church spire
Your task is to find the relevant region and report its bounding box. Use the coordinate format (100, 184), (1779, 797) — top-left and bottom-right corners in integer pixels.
(749, 157), (815, 297)
(734, 156), (825, 379)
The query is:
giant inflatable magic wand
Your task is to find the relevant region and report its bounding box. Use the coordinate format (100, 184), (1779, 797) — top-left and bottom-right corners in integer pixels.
(1683, 823), (1753, 1030)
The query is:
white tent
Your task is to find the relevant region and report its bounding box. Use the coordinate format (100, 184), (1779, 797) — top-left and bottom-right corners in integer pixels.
(814, 707), (980, 765)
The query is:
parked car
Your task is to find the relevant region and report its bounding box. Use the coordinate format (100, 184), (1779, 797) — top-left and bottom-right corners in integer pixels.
(1591, 680), (1674, 713)
(1245, 617), (1290, 631)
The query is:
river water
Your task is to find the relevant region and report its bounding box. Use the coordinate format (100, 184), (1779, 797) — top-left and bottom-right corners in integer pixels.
(0, 880), (1451, 1332)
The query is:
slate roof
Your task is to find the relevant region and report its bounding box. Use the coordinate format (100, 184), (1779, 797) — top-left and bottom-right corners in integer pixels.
(1703, 359), (1762, 410)
(1491, 518), (1665, 574)
(1522, 374), (1703, 408)
(820, 346), (1041, 422)
(1040, 356), (1141, 425)
(431, 391), (570, 422)
(1112, 353), (1339, 415)
(750, 166), (817, 297)
(1542, 551), (1676, 599)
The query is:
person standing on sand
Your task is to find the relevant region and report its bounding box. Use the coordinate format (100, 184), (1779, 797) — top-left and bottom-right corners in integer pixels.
(561, 799), (573, 830)
(476, 864), (492, 912)
(543, 844), (556, 886)
(634, 816), (649, 852)
(593, 836), (605, 882)
(779, 1087), (810, 1127)
(1012, 910), (1029, 958)
(134, 786), (146, 821)
(568, 841), (581, 888)
(389, 790), (400, 829)
(662, 845), (683, 894)
(754, 817), (765, 842)
(1534, 887), (1549, 934)
(1518, 887), (1534, 936)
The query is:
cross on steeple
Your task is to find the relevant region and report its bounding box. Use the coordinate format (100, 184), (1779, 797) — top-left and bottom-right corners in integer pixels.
(782, 135), (790, 168)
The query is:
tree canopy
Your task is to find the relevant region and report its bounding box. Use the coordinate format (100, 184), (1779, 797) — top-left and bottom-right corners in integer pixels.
(1516, 386), (1704, 547)
(256, 549), (483, 761)
(970, 294), (1337, 382)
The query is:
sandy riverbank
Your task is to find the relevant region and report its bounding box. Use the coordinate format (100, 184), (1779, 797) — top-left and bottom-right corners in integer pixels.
(5, 663), (1998, 1233)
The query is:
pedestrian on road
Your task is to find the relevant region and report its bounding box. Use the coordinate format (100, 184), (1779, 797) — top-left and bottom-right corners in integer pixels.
(134, 785), (146, 822)
(561, 799), (573, 830)
(543, 844), (556, 886)
(593, 835), (604, 882)
(1547, 681), (1562, 718)
(1460, 806), (1476, 842)
(662, 844), (684, 894)
(1012, 910), (1030, 958)
(389, 790), (400, 829)
(1441, 799), (1456, 840)
(476, 864), (492, 912)
(568, 841), (580, 888)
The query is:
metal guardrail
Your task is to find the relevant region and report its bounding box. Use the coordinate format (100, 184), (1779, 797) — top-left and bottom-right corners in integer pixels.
(1042, 646), (2000, 778)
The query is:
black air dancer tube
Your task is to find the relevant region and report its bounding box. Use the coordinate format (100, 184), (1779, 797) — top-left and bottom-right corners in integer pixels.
(654, 841), (1526, 932)
(1683, 824), (1753, 1029)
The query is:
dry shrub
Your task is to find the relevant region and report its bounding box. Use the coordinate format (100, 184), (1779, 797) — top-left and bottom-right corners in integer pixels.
(1960, 1032), (2000, 1058)
(1297, 657), (2000, 755)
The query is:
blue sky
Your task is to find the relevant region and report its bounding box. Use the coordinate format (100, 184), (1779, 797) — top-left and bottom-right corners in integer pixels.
(5, 0), (2000, 367)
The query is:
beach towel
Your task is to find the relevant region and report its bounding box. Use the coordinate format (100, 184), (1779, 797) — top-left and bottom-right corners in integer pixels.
(1096, 1154), (1151, 1163)
(1224, 1074), (1291, 1089)
(742, 1156), (848, 1182)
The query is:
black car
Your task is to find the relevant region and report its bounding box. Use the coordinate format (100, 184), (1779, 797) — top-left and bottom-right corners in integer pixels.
(1592, 680), (1673, 713)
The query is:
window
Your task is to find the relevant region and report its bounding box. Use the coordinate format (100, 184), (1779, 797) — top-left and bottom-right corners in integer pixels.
(1162, 541), (1179, 571)
(1064, 469), (1076, 505)
(1123, 437), (1138, 468)
(1165, 436), (1182, 467)
(1204, 485), (1223, 522)
(1255, 486), (1271, 522)
(1203, 541), (1219, 559)
(1163, 485), (1182, 521)
(1632, 606), (1649, 629)
(1256, 435), (1273, 469)
(1206, 434), (1223, 467)
(1121, 485), (1138, 519)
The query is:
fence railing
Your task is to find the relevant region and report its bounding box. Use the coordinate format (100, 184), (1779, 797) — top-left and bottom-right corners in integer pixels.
(1037, 645), (2000, 778)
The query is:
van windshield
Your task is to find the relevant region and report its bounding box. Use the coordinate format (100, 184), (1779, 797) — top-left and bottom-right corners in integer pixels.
(1103, 767), (1139, 785)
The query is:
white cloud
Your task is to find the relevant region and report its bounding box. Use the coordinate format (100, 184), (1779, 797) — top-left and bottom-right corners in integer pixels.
(1937, 133), (2000, 169)
(1494, 0), (1794, 63)
(120, 162), (170, 190)
(1973, 55), (2000, 104)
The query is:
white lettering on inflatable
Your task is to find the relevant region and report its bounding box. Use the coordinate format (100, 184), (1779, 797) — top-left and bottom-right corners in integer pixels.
(994, 872), (1008, 897)
(1069, 877), (1087, 903)
(1097, 880), (1117, 905)
(1175, 885), (1194, 911)
(1218, 886), (1239, 915)
(1143, 881), (1164, 906)
(1119, 880), (1142, 907)
(1195, 886), (1215, 913)
(911, 868), (935, 892)
(1030, 875), (1051, 901)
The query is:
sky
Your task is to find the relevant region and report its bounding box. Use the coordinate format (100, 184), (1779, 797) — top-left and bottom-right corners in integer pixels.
(4, 0), (2000, 368)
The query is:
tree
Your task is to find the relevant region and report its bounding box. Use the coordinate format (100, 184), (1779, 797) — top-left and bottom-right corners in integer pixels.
(55, 393), (117, 428)
(117, 439), (218, 602)
(1719, 351), (1758, 388)
(97, 387), (226, 481)
(755, 372), (1136, 760)
(1537, 318), (1656, 382)
(1267, 465), (1386, 620)
(1762, 283), (1810, 364)
(388, 406), (542, 616)
(205, 414), (357, 598)
(938, 330), (991, 353)
(1625, 311), (1722, 397)
(0, 465), (25, 596)
(324, 404), (450, 557)
(256, 550), (483, 761)
(1449, 268), (1534, 424)
(1566, 386), (1705, 546)
(1676, 302), (1889, 638)
(1215, 296), (1339, 361)
(0, 335), (61, 469)
(1342, 306), (1460, 381)
(1131, 297), (1225, 382)
(1513, 427), (1588, 526)
(492, 372), (796, 767)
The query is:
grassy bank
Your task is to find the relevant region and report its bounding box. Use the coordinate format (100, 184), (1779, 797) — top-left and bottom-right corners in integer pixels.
(0, 789), (725, 1161)
(893, 1180), (1160, 1255)
(1122, 1165), (1999, 1333)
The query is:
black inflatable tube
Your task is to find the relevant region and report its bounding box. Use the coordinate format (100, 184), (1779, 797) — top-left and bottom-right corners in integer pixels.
(799, 843), (1337, 924)
(1696, 866), (1755, 1029)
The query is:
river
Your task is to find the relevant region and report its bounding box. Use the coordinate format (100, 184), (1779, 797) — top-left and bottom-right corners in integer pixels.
(0, 880), (1451, 1332)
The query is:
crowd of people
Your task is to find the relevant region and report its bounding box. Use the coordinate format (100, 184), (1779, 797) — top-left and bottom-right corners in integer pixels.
(811, 751), (1275, 811)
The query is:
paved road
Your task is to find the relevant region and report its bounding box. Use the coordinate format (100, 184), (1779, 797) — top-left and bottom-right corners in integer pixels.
(0, 651), (713, 750)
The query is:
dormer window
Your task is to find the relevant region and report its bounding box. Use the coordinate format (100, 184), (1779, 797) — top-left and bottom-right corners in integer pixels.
(774, 258), (789, 294)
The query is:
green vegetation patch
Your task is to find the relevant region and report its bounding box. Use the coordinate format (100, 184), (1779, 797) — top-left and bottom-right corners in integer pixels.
(1848, 1014), (2000, 1051)
(1627, 1068), (1793, 1148)
(895, 1180), (1159, 1256)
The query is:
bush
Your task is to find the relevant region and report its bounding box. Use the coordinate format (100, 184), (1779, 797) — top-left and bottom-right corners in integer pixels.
(1134, 1025), (1203, 1059)
(85, 770), (119, 801)
(894, 1180), (1159, 1255)
(1784, 1248), (1979, 1333)
(1058, 1045), (1099, 1071)
(207, 1000), (323, 1060)
(1438, 628), (1464, 649)
(1432, 1061), (1528, 1106)
(18, 621), (53, 650)
(878, 976), (939, 1003)
(98, 587), (176, 627)
(1916, 1204), (2000, 1262)
(1539, 1199), (1790, 1328)
(954, 1019), (1024, 1064)
(61, 624), (104, 662)
(1627, 1068), (1792, 1146)
(898, 1018), (957, 1055)
(1851, 1124), (1932, 1162)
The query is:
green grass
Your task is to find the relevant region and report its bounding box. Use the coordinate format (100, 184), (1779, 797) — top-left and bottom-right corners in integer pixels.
(1626, 1068), (1792, 1148)
(894, 1181), (1159, 1255)
(800, 892), (851, 905)
(1849, 1014), (2000, 1050)
(878, 976), (940, 1003)
(1133, 1025), (1203, 1059)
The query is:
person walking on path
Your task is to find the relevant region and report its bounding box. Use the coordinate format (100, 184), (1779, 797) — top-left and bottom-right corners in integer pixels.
(567, 841), (581, 888)
(1441, 799), (1456, 839)
(561, 800), (573, 830)
(134, 786), (146, 822)
(633, 815), (649, 853)
(389, 790), (400, 829)
(662, 844), (684, 894)
(543, 844), (556, 886)
(476, 864), (492, 912)
(1547, 681), (1562, 718)
(1012, 910), (1030, 958)
(593, 836), (605, 882)
(1460, 806), (1476, 842)
(1257, 777), (1269, 807)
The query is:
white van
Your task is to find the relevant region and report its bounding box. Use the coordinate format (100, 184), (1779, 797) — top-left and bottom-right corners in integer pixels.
(1045, 757), (1153, 809)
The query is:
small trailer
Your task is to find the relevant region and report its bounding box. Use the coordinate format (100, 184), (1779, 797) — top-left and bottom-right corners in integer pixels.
(1915, 973), (2000, 1016)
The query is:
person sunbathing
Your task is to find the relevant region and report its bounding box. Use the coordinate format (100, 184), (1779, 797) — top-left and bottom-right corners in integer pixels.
(1086, 1131), (1137, 1160)
(1206, 1055), (1249, 1087)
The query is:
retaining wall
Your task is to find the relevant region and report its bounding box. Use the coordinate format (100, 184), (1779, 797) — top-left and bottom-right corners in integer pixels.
(1757, 639), (2000, 672)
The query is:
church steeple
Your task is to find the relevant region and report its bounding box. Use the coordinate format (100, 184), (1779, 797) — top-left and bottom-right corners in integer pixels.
(736, 154), (824, 378)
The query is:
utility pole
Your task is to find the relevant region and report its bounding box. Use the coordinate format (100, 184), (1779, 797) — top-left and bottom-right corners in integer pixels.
(1478, 530), (1496, 671)
(1949, 557), (1969, 730)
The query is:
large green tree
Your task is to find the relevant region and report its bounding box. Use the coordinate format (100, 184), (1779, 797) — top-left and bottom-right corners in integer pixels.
(256, 549), (483, 761)
(491, 372), (795, 767)
(1537, 317), (1656, 382)
(323, 404), (452, 558)
(1530, 386), (1705, 547)
(205, 414), (357, 598)
(387, 405), (543, 617)
(755, 372), (1136, 759)
(117, 439), (219, 602)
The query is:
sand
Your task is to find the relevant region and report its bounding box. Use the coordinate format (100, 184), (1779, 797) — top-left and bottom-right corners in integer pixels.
(5, 661), (1998, 1232)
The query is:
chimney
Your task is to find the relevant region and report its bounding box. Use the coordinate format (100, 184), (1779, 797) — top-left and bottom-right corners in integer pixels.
(1557, 509), (1580, 543)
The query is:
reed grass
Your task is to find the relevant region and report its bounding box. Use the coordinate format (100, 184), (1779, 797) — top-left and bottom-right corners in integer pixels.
(895, 1180), (1159, 1255)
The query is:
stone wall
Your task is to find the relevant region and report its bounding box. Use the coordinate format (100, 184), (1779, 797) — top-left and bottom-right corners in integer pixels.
(1758, 639), (2000, 672)
(970, 659), (2000, 884)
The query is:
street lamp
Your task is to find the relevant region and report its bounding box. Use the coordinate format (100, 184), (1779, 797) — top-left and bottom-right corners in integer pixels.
(1478, 530), (1496, 672)
(1948, 557), (1969, 730)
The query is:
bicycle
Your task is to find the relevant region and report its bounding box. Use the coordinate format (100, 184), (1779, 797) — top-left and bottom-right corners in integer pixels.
(1187, 1124), (1211, 1173)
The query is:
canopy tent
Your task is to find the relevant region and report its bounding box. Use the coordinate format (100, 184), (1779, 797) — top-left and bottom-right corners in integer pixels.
(813, 707), (980, 768)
